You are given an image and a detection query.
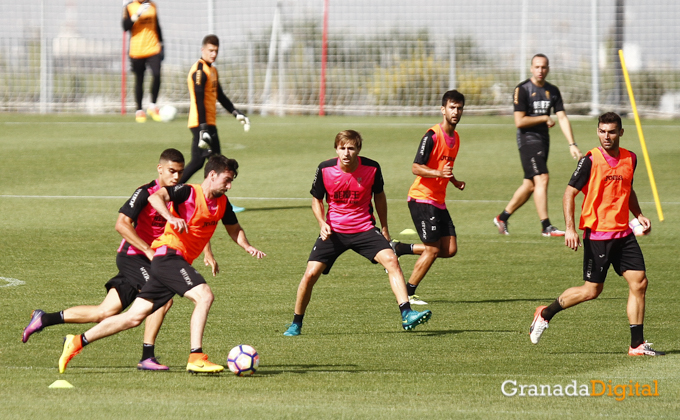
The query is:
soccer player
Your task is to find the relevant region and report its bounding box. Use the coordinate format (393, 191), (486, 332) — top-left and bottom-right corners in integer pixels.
(58, 155), (266, 374)
(493, 54), (583, 236)
(22, 148), (184, 370)
(181, 35), (250, 188)
(390, 90), (466, 306)
(283, 130), (432, 336)
(123, 0), (164, 123)
(529, 112), (663, 356)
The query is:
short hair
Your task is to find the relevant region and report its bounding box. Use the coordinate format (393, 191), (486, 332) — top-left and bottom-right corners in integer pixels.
(204, 154), (238, 179)
(159, 148), (184, 164)
(334, 130), (363, 150)
(442, 90), (465, 107)
(598, 112), (622, 130)
(202, 34), (219, 47)
(531, 53), (549, 65)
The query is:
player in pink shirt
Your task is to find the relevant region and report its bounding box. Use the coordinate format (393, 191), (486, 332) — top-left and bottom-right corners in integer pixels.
(283, 130), (432, 336)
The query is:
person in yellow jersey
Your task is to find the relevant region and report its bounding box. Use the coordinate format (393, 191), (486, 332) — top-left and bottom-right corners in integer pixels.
(122, 0), (164, 123)
(57, 155), (266, 374)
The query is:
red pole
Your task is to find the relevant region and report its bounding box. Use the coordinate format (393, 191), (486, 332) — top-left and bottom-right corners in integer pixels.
(319, 0), (329, 116)
(121, 32), (127, 115)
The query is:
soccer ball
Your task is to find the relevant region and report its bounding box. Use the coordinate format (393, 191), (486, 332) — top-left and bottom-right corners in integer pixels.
(629, 218), (647, 236)
(227, 344), (259, 376)
(159, 105), (177, 122)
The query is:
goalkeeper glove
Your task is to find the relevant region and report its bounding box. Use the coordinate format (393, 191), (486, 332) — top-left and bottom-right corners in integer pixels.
(198, 123), (212, 151)
(233, 110), (251, 132)
(131, 2), (150, 22)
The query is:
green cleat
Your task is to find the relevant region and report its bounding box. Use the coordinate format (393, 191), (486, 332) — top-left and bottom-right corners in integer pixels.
(402, 309), (432, 331)
(283, 323), (301, 336)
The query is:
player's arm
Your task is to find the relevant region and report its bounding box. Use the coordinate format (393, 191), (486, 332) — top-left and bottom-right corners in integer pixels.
(555, 110), (582, 159)
(224, 223), (266, 259)
(411, 131), (452, 179)
(628, 189), (651, 234)
(122, 4), (134, 31)
(312, 197), (331, 241)
(148, 187), (188, 233)
(217, 82), (251, 131)
(449, 173), (465, 190)
(373, 191), (391, 241)
(202, 241), (219, 276)
(563, 185), (581, 251)
(115, 213), (154, 260)
(514, 110), (554, 129)
(191, 67), (208, 126)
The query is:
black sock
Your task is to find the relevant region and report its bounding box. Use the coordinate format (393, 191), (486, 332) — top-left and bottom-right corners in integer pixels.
(499, 210), (511, 222)
(541, 219), (552, 230)
(394, 242), (414, 256)
(541, 299), (563, 321)
(81, 334), (89, 347)
(42, 311), (64, 328)
(142, 344), (155, 361)
(190, 347), (203, 354)
(399, 302), (412, 316)
(407, 283), (418, 297)
(630, 324), (644, 348)
(292, 313), (304, 325)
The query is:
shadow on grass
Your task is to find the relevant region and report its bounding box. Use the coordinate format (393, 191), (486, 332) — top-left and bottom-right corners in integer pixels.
(238, 205), (310, 212)
(255, 363), (360, 376)
(431, 297), (626, 304)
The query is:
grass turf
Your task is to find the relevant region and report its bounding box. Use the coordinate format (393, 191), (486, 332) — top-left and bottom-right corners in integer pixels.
(0, 113), (679, 419)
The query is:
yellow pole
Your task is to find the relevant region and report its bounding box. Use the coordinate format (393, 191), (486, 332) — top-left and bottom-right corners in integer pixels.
(618, 50), (664, 221)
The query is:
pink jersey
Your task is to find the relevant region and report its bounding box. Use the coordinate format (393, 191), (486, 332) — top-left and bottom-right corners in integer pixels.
(117, 180), (168, 256)
(311, 157), (384, 234)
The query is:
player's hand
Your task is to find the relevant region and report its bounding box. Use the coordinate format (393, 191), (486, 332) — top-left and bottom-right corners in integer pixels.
(234, 110), (251, 132)
(144, 248), (155, 261)
(198, 123), (212, 150)
(564, 229), (581, 251)
(204, 254), (219, 276)
(569, 144), (583, 160)
(452, 179), (465, 191)
(319, 223), (332, 241)
(381, 226), (391, 242)
(440, 162), (454, 178)
(546, 116), (556, 128)
(637, 215), (652, 235)
(168, 217), (188, 234)
(245, 246), (266, 259)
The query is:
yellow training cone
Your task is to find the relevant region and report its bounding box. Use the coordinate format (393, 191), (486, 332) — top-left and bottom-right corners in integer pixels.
(399, 229), (417, 235)
(49, 380), (74, 389)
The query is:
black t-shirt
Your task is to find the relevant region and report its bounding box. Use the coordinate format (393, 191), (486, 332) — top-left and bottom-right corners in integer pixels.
(514, 79), (564, 141)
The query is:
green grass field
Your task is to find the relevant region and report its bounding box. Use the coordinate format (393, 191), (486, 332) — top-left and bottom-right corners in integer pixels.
(1, 113), (679, 419)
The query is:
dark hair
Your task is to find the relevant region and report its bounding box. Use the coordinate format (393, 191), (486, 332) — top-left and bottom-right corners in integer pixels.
(202, 34), (219, 47)
(204, 154), (238, 179)
(442, 90), (465, 107)
(598, 112), (622, 129)
(531, 53), (549, 65)
(159, 148), (184, 164)
(334, 130), (363, 150)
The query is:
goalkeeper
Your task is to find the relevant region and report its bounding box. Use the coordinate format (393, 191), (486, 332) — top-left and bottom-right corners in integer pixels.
(181, 35), (250, 198)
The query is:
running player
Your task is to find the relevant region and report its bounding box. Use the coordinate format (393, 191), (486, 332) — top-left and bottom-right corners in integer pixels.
(283, 130), (432, 336)
(57, 155), (266, 374)
(529, 112), (663, 356)
(493, 54), (582, 236)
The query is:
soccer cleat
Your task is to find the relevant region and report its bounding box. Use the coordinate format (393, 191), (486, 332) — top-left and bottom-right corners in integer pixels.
(493, 216), (509, 235)
(58, 334), (83, 373)
(147, 106), (162, 122)
(135, 109), (147, 123)
(283, 323), (301, 336)
(408, 295), (428, 305)
(402, 309), (432, 331)
(137, 357), (169, 371)
(186, 353), (224, 373)
(389, 240), (402, 257)
(529, 306), (549, 344)
(22, 309), (45, 343)
(542, 225), (565, 237)
(628, 341), (665, 356)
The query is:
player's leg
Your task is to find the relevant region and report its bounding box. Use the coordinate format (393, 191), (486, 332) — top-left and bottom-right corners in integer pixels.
(623, 270), (646, 325)
(182, 284), (214, 351)
(138, 298), (173, 371)
(531, 172), (550, 220)
(283, 261), (325, 337)
(131, 57), (147, 122)
(147, 53), (162, 121)
(179, 127), (211, 183)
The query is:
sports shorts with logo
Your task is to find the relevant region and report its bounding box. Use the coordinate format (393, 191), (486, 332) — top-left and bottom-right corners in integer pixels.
(408, 201), (456, 243)
(518, 133), (550, 179)
(105, 253), (152, 309)
(137, 248), (207, 312)
(583, 231), (646, 283)
(308, 227), (391, 275)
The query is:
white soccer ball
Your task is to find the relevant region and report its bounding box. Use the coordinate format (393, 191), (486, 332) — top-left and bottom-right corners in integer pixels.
(227, 344), (259, 376)
(159, 105), (177, 122)
(629, 218), (647, 236)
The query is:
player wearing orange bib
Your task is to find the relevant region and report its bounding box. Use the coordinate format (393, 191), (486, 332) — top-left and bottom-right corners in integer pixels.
(389, 91), (466, 305)
(57, 155), (267, 374)
(122, 0), (164, 122)
(529, 112), (663, 356)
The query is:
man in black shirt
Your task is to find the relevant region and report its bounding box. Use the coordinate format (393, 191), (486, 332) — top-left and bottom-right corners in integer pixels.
(493, 54), (582, 237)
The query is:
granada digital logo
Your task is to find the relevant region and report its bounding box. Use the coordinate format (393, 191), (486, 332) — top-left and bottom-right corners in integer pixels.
(501, 379), (659, 401)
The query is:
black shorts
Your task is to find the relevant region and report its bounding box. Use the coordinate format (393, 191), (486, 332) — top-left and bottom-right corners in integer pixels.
(518, 135), (550, 179)
(190, 125), (221, 158)
(583, 231), (646, 283)
(130, 53), (162, 77)
(104, 254), (152, 309)
(137, 249), (207, 312)
(308, 227), (391, 275)
(408, 200), (457, 243)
